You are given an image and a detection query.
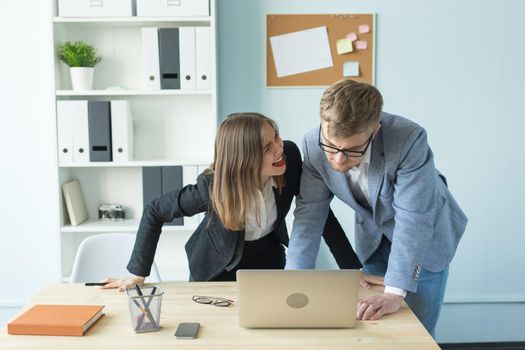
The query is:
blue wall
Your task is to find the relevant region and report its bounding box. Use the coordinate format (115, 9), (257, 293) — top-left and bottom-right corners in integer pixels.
(218, 0), (525, 343)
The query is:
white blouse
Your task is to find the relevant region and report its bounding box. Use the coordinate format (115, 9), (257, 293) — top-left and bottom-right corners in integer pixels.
(244, 178), (278, 241)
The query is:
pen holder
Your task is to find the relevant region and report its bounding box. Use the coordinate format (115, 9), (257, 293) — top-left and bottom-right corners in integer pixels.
(126, 285), (164, 333)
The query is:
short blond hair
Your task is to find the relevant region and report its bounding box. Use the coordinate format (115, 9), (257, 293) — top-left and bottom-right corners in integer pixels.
(320, 79), (383, 138)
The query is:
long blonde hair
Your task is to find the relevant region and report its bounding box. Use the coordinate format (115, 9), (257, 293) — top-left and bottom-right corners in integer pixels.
(209, 113), (284, 231)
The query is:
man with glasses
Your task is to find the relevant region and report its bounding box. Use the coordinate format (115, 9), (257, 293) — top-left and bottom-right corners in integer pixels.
(286, 79), (467, 338)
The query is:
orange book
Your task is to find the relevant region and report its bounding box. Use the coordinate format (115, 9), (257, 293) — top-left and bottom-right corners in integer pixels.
(7, 304), (105, 336)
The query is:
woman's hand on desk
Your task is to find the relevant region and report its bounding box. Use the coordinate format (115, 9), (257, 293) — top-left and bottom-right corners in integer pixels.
(100, 276), (145, 292)
(360, 273), (384, 289)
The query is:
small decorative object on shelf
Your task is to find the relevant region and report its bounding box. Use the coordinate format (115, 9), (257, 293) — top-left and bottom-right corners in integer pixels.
(98, 203), (126, 220)
(58, 40), (102, 90)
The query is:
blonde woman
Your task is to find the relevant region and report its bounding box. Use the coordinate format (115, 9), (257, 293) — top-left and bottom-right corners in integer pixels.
(103, 113), (363, 289)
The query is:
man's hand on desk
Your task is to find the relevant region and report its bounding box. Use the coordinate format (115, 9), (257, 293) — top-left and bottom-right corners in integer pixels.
(356, 293), (403, 321)
(100, 276), (145, 292)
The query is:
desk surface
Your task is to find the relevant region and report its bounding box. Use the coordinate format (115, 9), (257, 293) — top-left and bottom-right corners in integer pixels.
(1, 282), (439, 350)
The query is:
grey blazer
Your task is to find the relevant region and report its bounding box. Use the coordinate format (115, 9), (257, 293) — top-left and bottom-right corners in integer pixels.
(127, 141), (361, 281)
(286, 113), (468, 292)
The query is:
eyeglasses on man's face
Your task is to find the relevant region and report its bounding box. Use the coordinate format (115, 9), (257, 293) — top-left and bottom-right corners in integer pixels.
(192, 295), (234, 307)
(318, 126), (374, 158)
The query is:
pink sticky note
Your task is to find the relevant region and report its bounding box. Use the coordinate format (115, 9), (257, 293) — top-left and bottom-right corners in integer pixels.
(346, 32), (358, 41)
(358, 24), (370, 34)
(356, 40), (367, 50)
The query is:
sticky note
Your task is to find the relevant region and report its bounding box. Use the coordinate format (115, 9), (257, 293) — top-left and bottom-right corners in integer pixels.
(346, 32), (358, 41)
(343, 61), (360, 77)
(358, 24), (370, 34)
(356, 40), (367, 50)
(336, 38), (353, 55)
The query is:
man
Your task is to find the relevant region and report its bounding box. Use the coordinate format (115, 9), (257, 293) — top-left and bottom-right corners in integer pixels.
(286, 79), (467, 337)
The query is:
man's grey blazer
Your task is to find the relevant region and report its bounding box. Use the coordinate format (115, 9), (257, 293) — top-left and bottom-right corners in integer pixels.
(286, 113), (468, 292)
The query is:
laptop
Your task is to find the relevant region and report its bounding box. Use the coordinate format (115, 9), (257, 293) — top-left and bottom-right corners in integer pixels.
(237, 269), (361, 328)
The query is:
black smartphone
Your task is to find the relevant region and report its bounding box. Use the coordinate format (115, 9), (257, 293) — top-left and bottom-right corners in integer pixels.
(174, 322), (200, 339)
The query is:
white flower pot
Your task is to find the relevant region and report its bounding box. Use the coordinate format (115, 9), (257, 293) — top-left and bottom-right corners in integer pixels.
(70, 67), (94, 90)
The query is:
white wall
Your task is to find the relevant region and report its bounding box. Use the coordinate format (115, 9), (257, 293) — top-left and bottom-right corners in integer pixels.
(0, 0), (60, 325)
(218, 0), (525, 343)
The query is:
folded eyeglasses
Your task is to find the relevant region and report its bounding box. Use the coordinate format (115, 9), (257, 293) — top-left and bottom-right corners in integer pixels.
(192, 295), (234, 307)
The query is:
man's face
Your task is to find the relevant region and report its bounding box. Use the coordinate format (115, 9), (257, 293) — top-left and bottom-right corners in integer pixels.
(319, 123), (379, 173)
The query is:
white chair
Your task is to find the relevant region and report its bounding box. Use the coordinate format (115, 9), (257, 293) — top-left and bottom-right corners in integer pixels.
(70, 233), (161, 283)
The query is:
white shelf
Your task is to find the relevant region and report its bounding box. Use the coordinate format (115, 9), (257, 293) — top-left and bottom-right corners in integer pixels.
(61, 218), (197, 233)
(59, 159), (212, 168)
(56, 89), (212, 97)
(53, 16), (211, 27)
(53, 1), (217, 282)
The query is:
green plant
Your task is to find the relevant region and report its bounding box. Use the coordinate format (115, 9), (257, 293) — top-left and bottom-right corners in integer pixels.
(58, 41), (102, 67)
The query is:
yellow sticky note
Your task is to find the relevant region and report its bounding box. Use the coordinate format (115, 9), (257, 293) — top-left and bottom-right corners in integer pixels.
(336, 38), (353, 55)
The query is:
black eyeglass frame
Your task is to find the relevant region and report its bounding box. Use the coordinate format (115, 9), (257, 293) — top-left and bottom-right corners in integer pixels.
(192, 295), (234, 307)
(318, 125), (375, 158)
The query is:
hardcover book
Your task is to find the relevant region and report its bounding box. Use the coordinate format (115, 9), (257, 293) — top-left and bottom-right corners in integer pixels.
(62, 179), (88, 226)
(7, 304), (105, 336)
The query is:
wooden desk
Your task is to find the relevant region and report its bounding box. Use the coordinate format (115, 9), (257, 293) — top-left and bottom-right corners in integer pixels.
(1, 282), (439, 349)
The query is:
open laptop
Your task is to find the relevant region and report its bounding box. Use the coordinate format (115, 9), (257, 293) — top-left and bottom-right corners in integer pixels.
(237, 269), (361, 328)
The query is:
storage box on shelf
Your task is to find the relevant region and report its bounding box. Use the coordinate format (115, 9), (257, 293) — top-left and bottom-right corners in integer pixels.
(52, 0), (217, 282)
(58, 0), (135, 17)
(136, 0), (209, 17)
(57, 0), (211, 18)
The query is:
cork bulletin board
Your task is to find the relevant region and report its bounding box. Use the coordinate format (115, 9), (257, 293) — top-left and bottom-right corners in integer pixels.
(266, 14), (375, 87)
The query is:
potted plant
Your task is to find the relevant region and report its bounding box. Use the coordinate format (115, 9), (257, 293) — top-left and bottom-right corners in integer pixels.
(58, 41), (102, 90)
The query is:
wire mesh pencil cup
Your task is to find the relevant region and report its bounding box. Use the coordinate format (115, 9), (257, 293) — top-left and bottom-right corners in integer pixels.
(126, 285), (164, 333)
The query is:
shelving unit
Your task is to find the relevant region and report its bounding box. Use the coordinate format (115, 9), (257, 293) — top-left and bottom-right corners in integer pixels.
(51, 1), (217, 282)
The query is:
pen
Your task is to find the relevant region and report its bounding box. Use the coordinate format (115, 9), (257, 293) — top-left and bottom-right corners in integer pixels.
(136, 286), (157, 329)
(131, 298), (151, 329)
(135, 285), (158, 329)
(84, 282), (109, 286)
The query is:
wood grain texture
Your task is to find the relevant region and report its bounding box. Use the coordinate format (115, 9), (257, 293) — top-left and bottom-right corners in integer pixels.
(1, 282), (439, 349)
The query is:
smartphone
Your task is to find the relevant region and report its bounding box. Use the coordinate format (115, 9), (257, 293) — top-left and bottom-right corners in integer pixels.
(174, 322), (200, 339)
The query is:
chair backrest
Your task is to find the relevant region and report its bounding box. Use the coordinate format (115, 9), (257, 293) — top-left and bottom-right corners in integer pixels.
(70, 233), (161, 283)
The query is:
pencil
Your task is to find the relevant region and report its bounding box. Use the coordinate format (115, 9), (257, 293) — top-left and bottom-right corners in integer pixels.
(135, 285), (158, 329)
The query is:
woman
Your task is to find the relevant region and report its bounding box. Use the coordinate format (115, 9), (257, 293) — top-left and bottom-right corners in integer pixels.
(103, 113), (365, 290)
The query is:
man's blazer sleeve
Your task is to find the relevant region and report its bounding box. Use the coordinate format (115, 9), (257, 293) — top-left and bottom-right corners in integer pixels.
(286, 135), (333, 269)
(386, 128), (438, 292)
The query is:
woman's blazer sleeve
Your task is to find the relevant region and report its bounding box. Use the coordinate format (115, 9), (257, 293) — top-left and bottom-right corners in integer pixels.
(127, 173), (210, 277)
(322, 210), (362, 269)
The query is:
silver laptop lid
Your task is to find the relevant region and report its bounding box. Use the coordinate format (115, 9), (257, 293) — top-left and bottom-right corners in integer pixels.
(237, 269), (360, 328)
